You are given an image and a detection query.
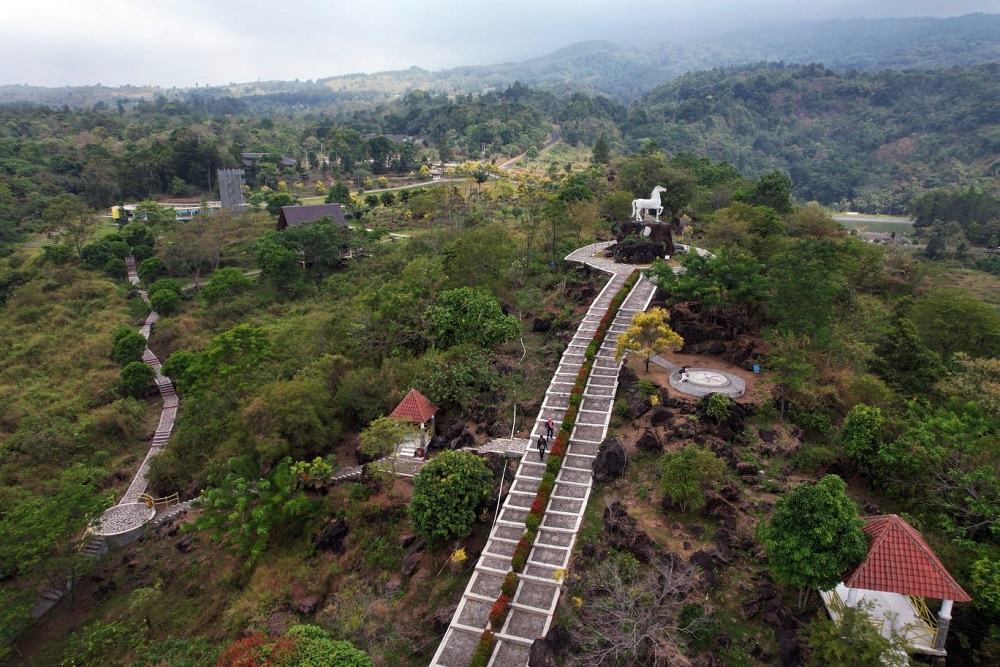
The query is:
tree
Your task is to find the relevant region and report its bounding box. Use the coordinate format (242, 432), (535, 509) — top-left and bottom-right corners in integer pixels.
(325, 182), (351, 205)
(870, 309), (944, 396)
(149, 288), (180, 315)
(408, 450), (493, 545)
(592, 134), (610, 164)
(661, 446), (727, 512)
(133, 200), (176, 229)
(838, 405), (886, 476)
(358, 417), (413, 461)
(137, 257), (167, 284)
(734, 170), (793, 214)
(42, 193), (98, 257)
(424, 286), (520, 350)
(911, 288), (1000, 360)
(265, 192), (298, 218)
(614, 307), (683, 372)
(971, 557), (1000, 617)
(113, 326), (148, 366)
(803, 602), (910, 667)
(756, 475), (869, 609)
(121, 361), (155, 398)
(201, 267), (252, 304)
(188, 456), (314, 567)
(649, 248), (768, 324)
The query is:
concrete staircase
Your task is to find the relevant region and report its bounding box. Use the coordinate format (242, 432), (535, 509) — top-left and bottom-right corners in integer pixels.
(430, 243), (656, 667)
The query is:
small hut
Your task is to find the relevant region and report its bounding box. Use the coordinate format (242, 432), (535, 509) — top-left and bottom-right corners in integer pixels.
(389, 389), (438, 452)
(821, 514), (971, 657)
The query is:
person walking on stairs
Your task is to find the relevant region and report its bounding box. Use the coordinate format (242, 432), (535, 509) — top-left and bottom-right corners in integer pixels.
(537, 435), (547, 461)
(545, 417), (554, 439)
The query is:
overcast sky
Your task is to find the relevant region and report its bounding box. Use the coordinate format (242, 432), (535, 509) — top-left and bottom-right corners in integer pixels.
(0, 1), (995, 88)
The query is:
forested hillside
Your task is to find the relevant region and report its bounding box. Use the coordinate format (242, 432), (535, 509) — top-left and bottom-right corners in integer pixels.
(2, 50), (1000, 665)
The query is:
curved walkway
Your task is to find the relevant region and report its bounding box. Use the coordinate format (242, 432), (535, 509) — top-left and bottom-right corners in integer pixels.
(114, 256), (178, 505)
(430, 242), (656, 667)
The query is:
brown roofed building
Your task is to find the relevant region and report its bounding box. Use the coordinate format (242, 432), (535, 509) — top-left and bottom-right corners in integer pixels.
(276, 204), (347, 231)
(389, 389), (438, 425)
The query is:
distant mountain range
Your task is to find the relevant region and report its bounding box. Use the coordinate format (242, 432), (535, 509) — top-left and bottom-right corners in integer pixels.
(2, 14), (998, 109)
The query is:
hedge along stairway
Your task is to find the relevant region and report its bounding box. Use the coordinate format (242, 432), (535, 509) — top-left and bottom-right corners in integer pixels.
(430, 242), (656, 667)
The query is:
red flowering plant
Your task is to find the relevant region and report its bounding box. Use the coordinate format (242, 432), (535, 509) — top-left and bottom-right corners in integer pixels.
(489, 594), (511, 630)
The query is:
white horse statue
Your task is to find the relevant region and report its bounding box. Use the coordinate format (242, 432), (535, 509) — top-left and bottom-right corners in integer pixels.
(631, 185), (666, 222)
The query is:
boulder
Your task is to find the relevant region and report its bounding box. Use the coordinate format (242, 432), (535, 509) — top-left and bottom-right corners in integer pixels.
(648, 406), (675, 427)
(401, 539), (426, 577)
(528, 639), (558, 667)
(759, 429), (778, 444)
(399, 533), (417, 549)
(532, 316), (553, 333)
(777, 627), (802, 666)
(428, 434), (448, 450)
(431, 604), (458, 635)
(314, 518), (348, 554)
(592, 436), (627, 482)
(635, 428), (663, 453)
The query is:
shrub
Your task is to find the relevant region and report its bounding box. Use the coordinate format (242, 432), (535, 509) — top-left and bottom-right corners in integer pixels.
(149, 288), (180, 315)
(661, 445), (727, 512)
(103, 257), (127, 279)
(705, 392), (732, 423)
(489, 594), (510, 630)
(501, 572), (518, 598)
(408, 450), (493, 545)
(545, 453), (563, 476)
(121, 362), (155, 398)
(112, 327), (148, 366)
(469, 630), (495, 667)
(42, 243), (74, 264)
(201, 267), (253, 304)
(837, 404), (885, 475)
(530, 497), (546, 515)
(147, 278), (183, 298)
(137, 257), (167, 284)
(678, 603), (719, 652)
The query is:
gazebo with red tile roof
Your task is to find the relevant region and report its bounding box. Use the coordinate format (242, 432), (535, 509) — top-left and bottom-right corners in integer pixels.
(389, 390), (438, 454)
(390, 389), (438, 425)
(821, 514), (971, 657)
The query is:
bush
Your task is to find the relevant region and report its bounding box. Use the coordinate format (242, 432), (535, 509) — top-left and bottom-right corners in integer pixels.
(408, 450), (493, 545)
(838, 404), (885, 475)
(103, 257), (127, 279)
(112, 327), (148, 366)
(705, 393), (732, 423)
(661, 445), (727, 512)
(42, 243), (73, 264)
(678, 603), (719, 652)
(149, 288), (180, 315)
(469, 630), (495, 667)
(201, 266), (253, 304)
(501, 571), (518, 598)
(137, 257), (167, 284)
(148, 278), (183, 298)
(120, 362), (155, 398)
(489, 593), (510, 630)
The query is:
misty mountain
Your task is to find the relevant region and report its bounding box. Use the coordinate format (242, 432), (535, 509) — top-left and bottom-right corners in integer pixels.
(2, 14), (998, 109)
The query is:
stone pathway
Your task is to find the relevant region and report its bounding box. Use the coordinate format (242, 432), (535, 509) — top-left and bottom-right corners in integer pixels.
(429, 242), (657, 667)
(117, 256), (177, 504)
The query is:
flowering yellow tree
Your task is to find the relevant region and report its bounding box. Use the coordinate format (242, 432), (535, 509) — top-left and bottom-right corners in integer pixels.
(615, 307), (683, 373)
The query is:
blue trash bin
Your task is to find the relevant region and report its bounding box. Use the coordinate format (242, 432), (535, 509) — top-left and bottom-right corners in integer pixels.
(753, 363), (760, 374)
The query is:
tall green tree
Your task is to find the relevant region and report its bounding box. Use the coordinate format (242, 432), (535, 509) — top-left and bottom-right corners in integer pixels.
(592, 134), (610, 164)
(42, 193), (97, 257)
(756, 475), (869, 609)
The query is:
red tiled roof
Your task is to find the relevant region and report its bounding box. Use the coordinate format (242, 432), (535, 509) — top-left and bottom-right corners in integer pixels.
(843, 515), (971, 602)
(389, 389), (438, 424)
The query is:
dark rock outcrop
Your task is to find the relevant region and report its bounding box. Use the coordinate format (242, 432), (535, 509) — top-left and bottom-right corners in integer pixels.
(592, 436), (627, 482)
(314, 518), (349, 554)
(603, 501), (655, 562)
(401, 539), (426, 576)
(636, 428), (663, 452)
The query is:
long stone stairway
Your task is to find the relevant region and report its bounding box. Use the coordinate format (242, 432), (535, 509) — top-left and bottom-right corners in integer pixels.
(430, 243), (656, 666)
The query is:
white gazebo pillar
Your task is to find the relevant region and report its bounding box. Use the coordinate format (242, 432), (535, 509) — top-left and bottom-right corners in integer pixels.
(846, 586), (859, 608)
(934, 599), (953, 651)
